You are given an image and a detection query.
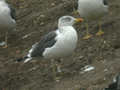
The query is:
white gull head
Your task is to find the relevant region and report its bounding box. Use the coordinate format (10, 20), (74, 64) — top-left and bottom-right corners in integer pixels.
(58, 16), (76, 28)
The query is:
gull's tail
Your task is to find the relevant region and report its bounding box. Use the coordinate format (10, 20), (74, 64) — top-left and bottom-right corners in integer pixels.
(16, 56), (32, 63)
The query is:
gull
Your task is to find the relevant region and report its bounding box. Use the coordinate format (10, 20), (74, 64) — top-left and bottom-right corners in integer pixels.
(17, 16), (83, 79)
(0, 0), (16, 48)
(104, 74), (120, 90)
(76, 0), (109, 39)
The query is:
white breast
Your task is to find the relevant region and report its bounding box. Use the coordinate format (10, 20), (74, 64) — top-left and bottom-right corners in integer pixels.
(43, 26), (78, 59)
(0, 1), (15, 30)
(78, 0), (108, 20)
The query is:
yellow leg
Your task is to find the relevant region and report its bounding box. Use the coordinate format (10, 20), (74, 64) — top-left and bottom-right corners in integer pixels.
(55, 64), (63, 82)
(3, 32), (8, 48)
(72, 1), (79, 16)
(96, 21), (104, 36)
(51, 59), (56, 78)
(72, 10), (79, 16)
(83, 23), (92, 40)
(51, 59), (62, 82)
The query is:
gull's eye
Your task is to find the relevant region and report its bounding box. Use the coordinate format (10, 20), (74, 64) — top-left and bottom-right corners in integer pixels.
(103, 0), (108, 5)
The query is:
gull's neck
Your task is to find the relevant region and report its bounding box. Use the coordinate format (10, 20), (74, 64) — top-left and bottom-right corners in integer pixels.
(58, 25), (73, 33)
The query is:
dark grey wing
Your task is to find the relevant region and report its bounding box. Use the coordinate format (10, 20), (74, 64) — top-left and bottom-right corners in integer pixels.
(30, 31), (57, 57)
(103, 0), (108, 6)
(8, 4), (16, 20)
(107, 82), (117, 90)
(116, 75), (120, 90)
(104, 74), (120, 90)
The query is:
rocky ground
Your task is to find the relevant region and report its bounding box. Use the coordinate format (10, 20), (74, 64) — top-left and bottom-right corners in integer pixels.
(0, 0), (120, 90)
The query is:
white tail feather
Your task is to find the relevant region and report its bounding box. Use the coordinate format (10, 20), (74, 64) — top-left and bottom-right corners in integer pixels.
(24, 57), (32, 63)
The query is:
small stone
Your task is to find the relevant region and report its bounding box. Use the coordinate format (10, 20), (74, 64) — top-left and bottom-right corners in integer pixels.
(40, 14), (45, 18)
(51, 3), (55, 6)
(78, 56), (84, 60)
(40, 22), (44, 25)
